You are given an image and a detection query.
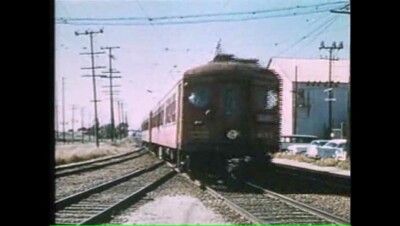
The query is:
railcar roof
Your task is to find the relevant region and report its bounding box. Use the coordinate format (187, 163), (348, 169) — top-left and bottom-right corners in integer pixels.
(184, 54), (267, 77)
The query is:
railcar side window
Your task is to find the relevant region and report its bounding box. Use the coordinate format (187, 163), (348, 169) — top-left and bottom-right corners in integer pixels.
(166, 94), (176, 123)
(188, 87), (209, 108)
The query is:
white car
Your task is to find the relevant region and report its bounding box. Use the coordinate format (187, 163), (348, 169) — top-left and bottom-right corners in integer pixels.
(334, 144), (348, 161)
(287, 140), (329, 155)
(306, 139), (347, 159)
(287, 144), (309, 155)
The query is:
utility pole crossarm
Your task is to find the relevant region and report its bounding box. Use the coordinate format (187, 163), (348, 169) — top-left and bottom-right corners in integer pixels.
(81, 66), (107, 70)
(80, 51), (106, 55)
(81, 74), (107, 77)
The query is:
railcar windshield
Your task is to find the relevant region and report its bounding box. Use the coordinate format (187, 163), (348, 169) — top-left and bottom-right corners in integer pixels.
(222, 85), (240, 116)
(188, 86), (210, 108)
(253, 86), (278, 111)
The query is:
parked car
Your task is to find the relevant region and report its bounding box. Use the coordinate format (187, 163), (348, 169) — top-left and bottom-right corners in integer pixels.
(306, 139), (347, 159)
(287, 144), (309, 155)
(334, 143), (348, 161)
(280, 135), (318, 152)
(310, 139), (329, 147)
(287, 139), (329, 155)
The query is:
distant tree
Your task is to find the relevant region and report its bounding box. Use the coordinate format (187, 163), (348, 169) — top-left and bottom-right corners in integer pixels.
(98, 124), (113, 139)
(78, 127), (87, 132)
(116, 122), (129, 138)
(86, 125), (96, 135)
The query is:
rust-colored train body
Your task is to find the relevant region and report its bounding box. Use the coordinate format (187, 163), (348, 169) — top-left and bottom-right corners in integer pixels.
(141, 54), (282, 175)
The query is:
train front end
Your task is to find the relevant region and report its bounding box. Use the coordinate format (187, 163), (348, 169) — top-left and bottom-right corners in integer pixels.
(180, 55), (281, 176)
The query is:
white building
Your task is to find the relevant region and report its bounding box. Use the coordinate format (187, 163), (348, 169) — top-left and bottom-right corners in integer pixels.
(268, 58), (350, 138)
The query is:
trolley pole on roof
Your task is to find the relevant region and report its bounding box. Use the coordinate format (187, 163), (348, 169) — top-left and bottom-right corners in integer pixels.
(100, 46), (121, 142)
(75, 29), (105, 147)
(319, 41), (343, 138)
(215, 39), (222, 56)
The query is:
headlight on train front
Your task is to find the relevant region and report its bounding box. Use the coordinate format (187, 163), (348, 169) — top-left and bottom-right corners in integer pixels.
(226, 129), (240, 140)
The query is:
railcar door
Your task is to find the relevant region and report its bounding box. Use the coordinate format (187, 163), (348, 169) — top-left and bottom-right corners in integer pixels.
(213, 81), (249, 144)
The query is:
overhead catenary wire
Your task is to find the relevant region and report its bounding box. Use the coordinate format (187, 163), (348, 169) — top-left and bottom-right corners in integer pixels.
(271, 13), (329, 49)
(56, 1), (348, 26)
(57, 1), (347, 22)
(273, 15), (339, 57)
(56, 10), (331, 26)
(292, 15), (340, 57)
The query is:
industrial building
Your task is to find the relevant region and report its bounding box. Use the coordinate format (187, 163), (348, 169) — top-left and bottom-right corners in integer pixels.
(267, 58), (350, 139)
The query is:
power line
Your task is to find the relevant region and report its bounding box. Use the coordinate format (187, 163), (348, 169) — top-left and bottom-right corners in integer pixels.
(273, 15), (338, 57)
(56, 2), (348, 26)
(57, 10), (330, 26)
(56, 11), (328, 26)
(292, 15), (339, 57)
(135, 0), (155, 28)
(57, 1), (347, 22)
(330, 3), (350, 14)
(271, 12), (329, 49)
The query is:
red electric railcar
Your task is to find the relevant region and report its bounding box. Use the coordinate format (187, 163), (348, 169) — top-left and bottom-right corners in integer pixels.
(141, 54), (281, 176)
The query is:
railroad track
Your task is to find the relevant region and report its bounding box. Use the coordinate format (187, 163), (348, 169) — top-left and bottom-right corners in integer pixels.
(55, 148), (147, 177)
(55, 162), (176, 225)
(204, 181), (350, 225)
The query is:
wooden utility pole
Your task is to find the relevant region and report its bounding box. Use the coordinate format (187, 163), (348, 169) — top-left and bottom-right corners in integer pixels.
(81, 107), (85, 143)
(100, 46), (121, 142)
(75, 29), (105, 147)
(62, 77), (66, 144)
(293, 65), (298, 134)
(319, 41), (343, 138)
(71, 105), (77, 143)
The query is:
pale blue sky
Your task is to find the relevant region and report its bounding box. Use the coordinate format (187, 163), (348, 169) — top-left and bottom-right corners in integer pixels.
(55, 0), (350, 130)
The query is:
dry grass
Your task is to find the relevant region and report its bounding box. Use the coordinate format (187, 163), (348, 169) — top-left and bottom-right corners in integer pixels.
(273, 152), (316, 163)
(293, 155), (317, 163)
(315, 158), (338, 167)
(336, 160), (350, 170)
(55, 137), (139, 166)
(273, 152), (296, 160)
(274, 152), (350, 170)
